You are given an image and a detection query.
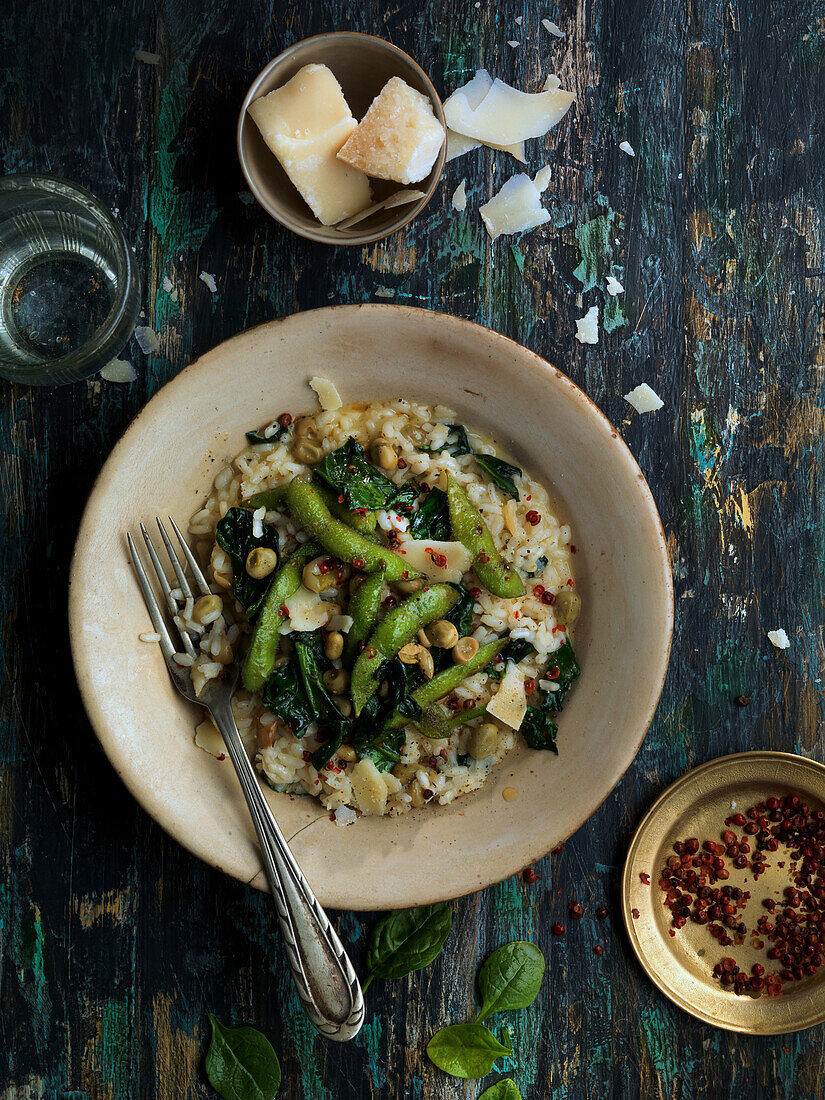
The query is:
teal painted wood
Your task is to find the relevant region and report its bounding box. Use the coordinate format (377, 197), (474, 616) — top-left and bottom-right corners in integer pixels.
(1, 0), (825, 1097)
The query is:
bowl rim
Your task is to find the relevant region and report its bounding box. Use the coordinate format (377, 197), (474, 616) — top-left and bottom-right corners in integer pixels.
(69, 304), (674, 908)
(236, 32), (447, 246)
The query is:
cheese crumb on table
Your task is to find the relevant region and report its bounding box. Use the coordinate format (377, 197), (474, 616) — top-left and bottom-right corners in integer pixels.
(99, 358), (136, 383)
(767, 628), (791, 649)
(533, 165), (552, 193)
(451, 180), (467, 211)
(247, 64), (371, 225)
(606, 275), (625, 295)
(624, 383), (664, 413)
(444, 74), (574, 146)
(336, 76), (444, 185)
(542, 19), (565, 36)
(619, 140), (636, 156)
(479, 174), (550, 240)
(199, 271), (217, 293)
(574, 306), (600, 344)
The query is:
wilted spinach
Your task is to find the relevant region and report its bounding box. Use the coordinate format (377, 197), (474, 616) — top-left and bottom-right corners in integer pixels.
(215, 508), (280, 618)
(262, 632), (348, 741)
(245, 421), (290, 446)
(408, 487), (451, 540)
(364, 903), (452, 990)
(315, 437), (398, 510)
(541, 638), (581, 711)
(476, 941), (546, 1022)
(205, 1013), (281, 1100)
(474, 455), (522, 501)
(351, 660), (420, 770)
(426, 1022), (512, 1079)
(519, 704), (559, 752)
(486, 638), (536, 681)
(520, 638), (581, 751)
(423, 423), (472, 457)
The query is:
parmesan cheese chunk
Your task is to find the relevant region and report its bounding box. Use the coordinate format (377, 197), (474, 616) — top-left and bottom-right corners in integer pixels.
(479, 174), (550, 240)
(768, 628), (791, 650)
(533, 165), (552, 193)
(487, 663), (528, 730)
(445, 76), (574, 146)
(443, 71), (527, 160)
(283, 586), (332, 632)
(195, 719), (226, 759)
(446, 129), (482, 161)
(452, 180), (467, 211)
(395, 538), (473, 584)
(606, 275), (625, 295)
(337, 76), (445, 185)
(575, 306), (600, 344)
(350, 759), (388, 815)
(309, 375), (342, 410)
(619, 140), (636, 157)
(248, 64), (372, 225)
(624, 383), (664, 413)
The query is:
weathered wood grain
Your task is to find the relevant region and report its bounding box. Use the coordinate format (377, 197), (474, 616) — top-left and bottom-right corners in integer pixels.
(2, 0), (825, 1096)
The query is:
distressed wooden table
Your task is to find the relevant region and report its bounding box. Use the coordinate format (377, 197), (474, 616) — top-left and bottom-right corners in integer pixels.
(2, 0), (824, 1096)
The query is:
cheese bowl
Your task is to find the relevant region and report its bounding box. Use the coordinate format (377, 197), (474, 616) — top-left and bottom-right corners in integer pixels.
(69, 306), (673, 910)
(238, 33), (447, 246)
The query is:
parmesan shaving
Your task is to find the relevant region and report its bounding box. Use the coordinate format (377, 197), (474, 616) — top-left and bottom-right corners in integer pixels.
(487, 663), (528, 730)
(451, 180), (467, 211)
(99, 358), (136, 383)
(767, 629), (791, 650)
(195, 719), (226, 759)
(543, 75), (562, 91)
(336, 189), (425, 229)
(309, 376), (342, 410)
(395, 538), (473, 584)
(533, 165), (552, 193)
(619, 140), (636, 157)
(443, 71), (543, 160)
(606, 275), (624, 295)
(135, 49), (161, 64)
(479, 174), (550, 240)
(134, 324), (160, 354)
(199, 271), (217, 293)
(445, 76), (575, 146)
(282, 586), (332, 632)
(542, 19), (565, 37)
(446, 129), (482, 161)
(507, 40), (520, 47)
(574, 306), (599, 344)
(624, 383), (664, 413)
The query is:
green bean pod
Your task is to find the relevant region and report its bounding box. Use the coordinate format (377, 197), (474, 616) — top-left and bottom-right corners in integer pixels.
(241, 484), (290, 511)
(241, 539), (321, 692)
(350, 584), (460, 714)
(286, 477), (420, 583)
(409, 637), (508, 711)
(343, 570), (385, 665)
(446, 476), (524, 598)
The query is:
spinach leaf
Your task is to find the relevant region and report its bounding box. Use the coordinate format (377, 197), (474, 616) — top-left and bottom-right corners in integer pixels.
(311, 728), (344, 771)
(205, 1014), (281, 1100)
(446, 583), (474, 636)
(389, 480), (421, 513)
(351, 660), (420, 770)
(426, 423), (472, 457)
(520, 705), (559, 752)
(537, 638), (581, 713)
(476, 941), (546, 1022)
(215, 508), (280, 618)
(245, 421), (289, 446)
(262, 662), (314, 737)
(479, 1080), (523, 1100)
(365, 903), (452, 987)
(526, 555), (548, 577)
(474, 455), (522, 501)
(293, 633), (344, 725)
(262, 632), (348, 739)
(409, 487), (451, 539)
(315, 438), (398, 510)
(426, 1022), (511, 1079)
(487, 638), (536, 680)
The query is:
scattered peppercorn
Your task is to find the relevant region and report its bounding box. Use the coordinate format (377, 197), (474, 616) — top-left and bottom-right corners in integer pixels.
(552, 923), (565, 936)
(568, 902), (584, 919)
(734, 695), (751, 707)
(596, 905), (609, 920)
(523, 867), (538, 884)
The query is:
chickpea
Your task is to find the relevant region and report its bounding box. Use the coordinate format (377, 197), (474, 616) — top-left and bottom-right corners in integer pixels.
(392, 763), (419, 783)
(467, 722), (499, 760)
(192, 594), (223, 624)
(272, 654), (290, 670)
(417, 647), (435, 680)
(302, 556), (338, 593)
(371, 438), (399, 471)
(416, 628), (432, 648)
(324, 631), (345, 660)
(395, 577), (424, 596)
(214, 638), (234, 665)
(408, 780), (426, 808)
(322, 668), (350, 694)
(398, 643), (422, 665)
(336, 743), (357, 762)
(333, 696), (353, 717)
(452, 636), (480, 663)
(292, 438), (324, 465)
(426, 619), (460, 649)
(555, 588), (581, 625)
(213, 571), (232, 591)
(245, 546), (278, 579)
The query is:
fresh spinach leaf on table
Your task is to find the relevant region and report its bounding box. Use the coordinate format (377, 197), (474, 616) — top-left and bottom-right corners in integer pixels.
(479, 1080), (523, 1100)
(364, 903), (452, 990)
(315, 437), (398, 510)
(408, 486), (451, 540)
(476, 941), (546, 1022)
(215, 508), (280, 618)
(474, 454), (522, 501)
(426, 1022), (512, 1079)
(205, 1013), (281, 1100)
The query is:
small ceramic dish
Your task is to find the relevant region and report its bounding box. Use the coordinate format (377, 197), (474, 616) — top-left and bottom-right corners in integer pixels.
(69, 305), (673, 910)
(237, 33), (447, 246)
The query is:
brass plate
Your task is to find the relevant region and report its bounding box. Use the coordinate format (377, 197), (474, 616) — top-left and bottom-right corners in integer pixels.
(622, 751), (825, 1035)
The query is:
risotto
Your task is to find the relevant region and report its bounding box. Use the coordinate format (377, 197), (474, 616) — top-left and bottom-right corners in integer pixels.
(183, 379), (581, 822)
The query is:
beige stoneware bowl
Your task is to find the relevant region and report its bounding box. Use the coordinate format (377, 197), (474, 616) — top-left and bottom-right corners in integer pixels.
(238, 33), (447, 245)
(69, 305), (673, 911)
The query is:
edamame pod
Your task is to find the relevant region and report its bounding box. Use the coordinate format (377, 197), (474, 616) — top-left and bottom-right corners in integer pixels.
(286, 477), (420, 583)
(344, 570), (385, 665)
(241, 484), (290, 511)
(316, 483), (379, 538)
(350, 584), (460, 714)
(410, 637), (508, 711)
(241, 539), (321, 691)
(446, 476), (524, 598)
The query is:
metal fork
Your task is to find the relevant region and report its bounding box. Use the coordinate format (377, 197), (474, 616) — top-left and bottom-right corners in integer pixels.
(127, 517), (365, 1041)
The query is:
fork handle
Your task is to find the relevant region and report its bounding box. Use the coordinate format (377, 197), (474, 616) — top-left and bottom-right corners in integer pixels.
(208, 697), (365, 1041)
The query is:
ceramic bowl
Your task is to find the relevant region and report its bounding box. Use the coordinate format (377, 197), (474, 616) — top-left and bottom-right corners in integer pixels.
(237, 33), (447, 246)
(69, 305), (673, 910)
